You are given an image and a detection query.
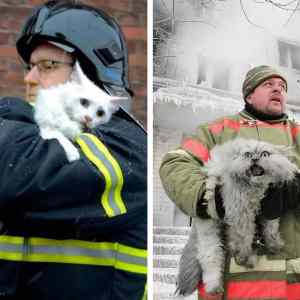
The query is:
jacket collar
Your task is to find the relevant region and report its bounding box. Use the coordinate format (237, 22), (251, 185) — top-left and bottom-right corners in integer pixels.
(240, 104), (289, 124)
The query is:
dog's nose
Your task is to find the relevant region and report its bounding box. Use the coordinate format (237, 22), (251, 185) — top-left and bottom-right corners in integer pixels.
(252, 158), (259, 164)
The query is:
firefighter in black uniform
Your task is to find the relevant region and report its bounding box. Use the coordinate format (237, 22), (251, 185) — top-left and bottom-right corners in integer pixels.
(0, 1), (147, 299)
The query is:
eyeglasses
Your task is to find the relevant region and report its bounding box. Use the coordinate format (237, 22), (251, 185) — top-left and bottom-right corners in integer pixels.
(24, 60), (74, 75)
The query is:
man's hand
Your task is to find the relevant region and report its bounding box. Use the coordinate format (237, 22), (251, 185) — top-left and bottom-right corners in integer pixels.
(197, 185), (225, 219)
(261, 173), (300, 220)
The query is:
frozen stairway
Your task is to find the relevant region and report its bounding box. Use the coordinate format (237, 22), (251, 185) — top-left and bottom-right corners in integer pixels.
(153, 226), (197, 300)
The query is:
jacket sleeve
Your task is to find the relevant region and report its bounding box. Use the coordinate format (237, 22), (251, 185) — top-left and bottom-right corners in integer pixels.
(0, 97), (101, 213)
(159, 123), (216, 217)
(76, 108), (147, 219)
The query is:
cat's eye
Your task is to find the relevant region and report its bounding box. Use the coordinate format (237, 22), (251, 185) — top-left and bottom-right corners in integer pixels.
(260, 151), (270, 158)
(97, 109), (105, 117)
(244, 152), (252, 159)
(80, 98), (90, 107)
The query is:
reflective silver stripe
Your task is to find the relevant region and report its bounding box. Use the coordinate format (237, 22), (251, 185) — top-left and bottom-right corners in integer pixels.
(229, 255), (286, 273)
(28, 245), (114, 259)
(117, 252), (146, 266)
(287, 258), (300, 274)
(28, 244), (146, 266)
(0, 243), (23, 252)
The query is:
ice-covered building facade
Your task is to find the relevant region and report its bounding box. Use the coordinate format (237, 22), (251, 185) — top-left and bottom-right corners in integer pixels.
(154, 0), (300, 227)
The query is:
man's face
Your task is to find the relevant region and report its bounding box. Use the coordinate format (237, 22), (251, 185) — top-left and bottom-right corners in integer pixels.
(24, 43), (74, 102)
(246, 77), (287, 116)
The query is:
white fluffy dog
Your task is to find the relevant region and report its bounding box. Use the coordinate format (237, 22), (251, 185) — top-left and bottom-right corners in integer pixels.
(176, 138), (299, 295)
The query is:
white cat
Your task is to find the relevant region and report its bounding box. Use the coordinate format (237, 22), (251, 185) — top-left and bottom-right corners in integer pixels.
(177, 138), (299, 295)
(34, 62), (125, 162)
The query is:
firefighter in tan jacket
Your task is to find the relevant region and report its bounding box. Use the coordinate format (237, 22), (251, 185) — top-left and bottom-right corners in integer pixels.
(160, 65), (300, 300)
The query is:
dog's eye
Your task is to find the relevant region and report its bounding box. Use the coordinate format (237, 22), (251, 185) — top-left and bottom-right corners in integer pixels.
(80, 98), (90, 107)
(97, 109), (105, 117)
(244, 152), (252, 159)
(260, 151), (270, 158)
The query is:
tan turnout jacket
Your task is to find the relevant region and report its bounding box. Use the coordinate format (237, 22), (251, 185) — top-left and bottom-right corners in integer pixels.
(160, 110), (300, 300)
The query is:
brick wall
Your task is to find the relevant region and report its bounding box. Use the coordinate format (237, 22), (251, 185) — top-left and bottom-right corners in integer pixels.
(0, 0), (147, 127)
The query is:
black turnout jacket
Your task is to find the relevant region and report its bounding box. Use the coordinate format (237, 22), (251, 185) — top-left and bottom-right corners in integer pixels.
(0, 97), (147, 300)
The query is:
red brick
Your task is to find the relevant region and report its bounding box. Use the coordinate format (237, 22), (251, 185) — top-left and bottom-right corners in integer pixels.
(0, 87), (25, 99)
(133, 86), (147, 97)
(129, 53), (146, 67)
(0, 47), (18, 58)
(0, 59), (8, 72)
(0, 33), (10, 45)
(131, 1), (147, 15)
(130, 66), (147, 79)
(28, 0), (44, 6)
(127, 40), (147, 54)
(1, 0), (28, 5)
(5, 71), (24, 83)
(123, 26), (147, 41)
(87, 0), (130, 12)
(116, 12), (140, 26)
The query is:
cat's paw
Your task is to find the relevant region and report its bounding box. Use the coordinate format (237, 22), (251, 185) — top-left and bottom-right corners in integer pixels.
(203, 271), (223, 295)
(235, 254), (257, 268)
(205, 281), (224, 295)
(266, 237), (285, 254)
(65, 146), (80, 162)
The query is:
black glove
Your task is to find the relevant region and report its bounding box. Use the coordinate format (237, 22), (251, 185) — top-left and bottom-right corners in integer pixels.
(261, 173), (300, 220)
(196, 185), (225, 219)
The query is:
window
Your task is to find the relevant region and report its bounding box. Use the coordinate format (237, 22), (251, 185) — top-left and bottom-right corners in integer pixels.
(196, 57), (230, 91)
(278, 41), (300, 71)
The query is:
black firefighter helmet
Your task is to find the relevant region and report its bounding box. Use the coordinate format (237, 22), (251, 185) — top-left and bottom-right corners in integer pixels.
(16, 0), (133, 101)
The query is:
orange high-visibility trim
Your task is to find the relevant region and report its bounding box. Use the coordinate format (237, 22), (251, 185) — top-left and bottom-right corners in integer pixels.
(287, 283), (300, 300)
(198, 281), (287, 299)
(182, 139), (210, 162)
(227, 280), (286, 299)
(291, 126), (300, 140)
(209, 118), (291, 135)
(209, 119), (240, 134)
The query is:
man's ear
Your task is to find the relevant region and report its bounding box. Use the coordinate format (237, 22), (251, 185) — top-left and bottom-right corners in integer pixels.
(246, 94), (252, 104)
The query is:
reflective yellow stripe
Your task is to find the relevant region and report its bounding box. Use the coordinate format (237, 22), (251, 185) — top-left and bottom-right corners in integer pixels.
(118, 243), (147, 258)
(0, 251), (24, 261)
(0, 235), (24, 244)
(85, 133), (126, 214)
(115, 260), (147, 274)
(0, 235), (147, 275)
(76, 133), (126, 217)
(229, 255), (286, 273)
(76, 137), (113, 215)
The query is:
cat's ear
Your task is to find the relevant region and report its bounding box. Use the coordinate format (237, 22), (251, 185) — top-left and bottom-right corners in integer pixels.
(108, 96), (128, 114)
(70, 61), (89, 85)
